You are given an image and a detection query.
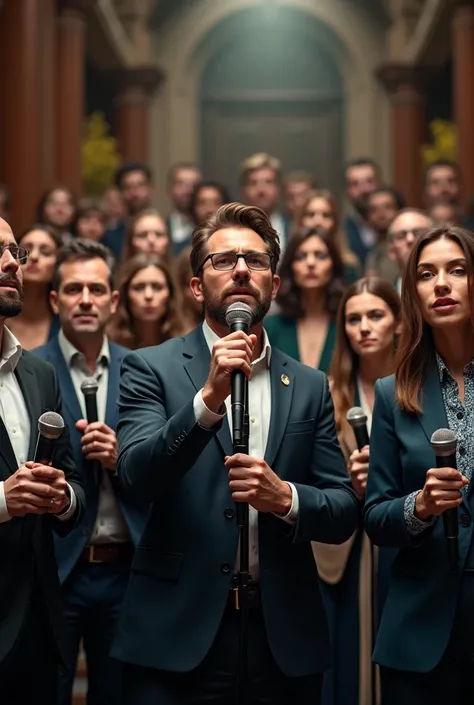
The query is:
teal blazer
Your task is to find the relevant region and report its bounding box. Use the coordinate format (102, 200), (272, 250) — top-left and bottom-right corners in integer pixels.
(264, 314), (336, 373)
(364, 366), (472, 673)
(111, 325), (359, 676)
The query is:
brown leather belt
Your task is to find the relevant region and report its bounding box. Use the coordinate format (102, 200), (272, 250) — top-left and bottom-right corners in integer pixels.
(80, 543), (133, 565)
(227, 584), (261, 611)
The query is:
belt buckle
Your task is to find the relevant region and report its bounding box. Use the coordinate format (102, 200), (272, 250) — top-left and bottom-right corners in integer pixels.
(88, 546), (104, 564)
(233, 586), (240, 610)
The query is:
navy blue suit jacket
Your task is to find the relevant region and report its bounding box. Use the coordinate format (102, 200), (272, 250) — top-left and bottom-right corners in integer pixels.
(33, 336), (149, 582)
(344, 215), (373, 268)
(111, 325), (359, 676)
(364, 368), (473, 673)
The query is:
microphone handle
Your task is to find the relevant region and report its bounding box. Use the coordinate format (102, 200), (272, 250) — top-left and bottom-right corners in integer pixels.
(435, 453), (459, 567)
(229, 320), (250, 528)
(84, 393), (101, 486)
(353, 425), (370, 452)
(34, 435), (57, 465)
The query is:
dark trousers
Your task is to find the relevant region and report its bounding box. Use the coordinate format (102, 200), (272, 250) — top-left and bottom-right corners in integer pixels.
(123, 605), (323, 705)
(381, 572), (474, 705)
(58, 560), (129, 705)
(0, 591), (59, 705)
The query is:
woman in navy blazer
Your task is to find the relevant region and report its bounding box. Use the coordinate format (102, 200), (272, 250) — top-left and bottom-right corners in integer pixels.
(364, 225), (474, 704)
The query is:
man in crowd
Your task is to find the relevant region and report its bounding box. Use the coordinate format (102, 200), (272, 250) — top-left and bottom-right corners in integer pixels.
(0, 184), (10, 221)
(387, 208), (433, 293)
(283, 170), (316, 219)
(0, 218), (84, 704)
(112, 202), (359, 704)
(343, 157), (381, 267)
(167, 162), (202, 253)
(241, 153), (291, 249)
(33, 239), (149, 705)
(365, 186), (405, 282)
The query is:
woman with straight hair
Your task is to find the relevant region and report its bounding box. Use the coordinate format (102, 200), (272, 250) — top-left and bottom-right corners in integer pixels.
(121, 208), (171, 263)
(315, 277), (400, 705)
(364, 225), (474, 704)
(265, 226), (346, 373)
(107, 253), (183, 349)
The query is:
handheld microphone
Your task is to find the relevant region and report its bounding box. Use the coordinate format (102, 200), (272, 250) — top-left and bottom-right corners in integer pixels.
(225, 301), (253, 528)
(34, 411), (65, 464)
(80, 377), (101, 485)
(346, 406), (370, 451)
(431, 428), (459, 568)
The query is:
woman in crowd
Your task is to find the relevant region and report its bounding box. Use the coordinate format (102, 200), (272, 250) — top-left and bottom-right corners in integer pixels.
(295, 189), (360, 282)
(364, 226), (474, 704)
(174, 246), (204, 332)
(190, 181), (230, 226)
(73, 198), (108, 242)
(8, 224), (62, 348)
(121, 208), (171, 263)
(265, 227), (346, 373)
(36, 185), (76, 243)
(107, 253), (183, 349)
(314, 277), (401, 705)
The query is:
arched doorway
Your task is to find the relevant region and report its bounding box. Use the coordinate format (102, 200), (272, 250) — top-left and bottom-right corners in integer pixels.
(200, 7), (344, 201)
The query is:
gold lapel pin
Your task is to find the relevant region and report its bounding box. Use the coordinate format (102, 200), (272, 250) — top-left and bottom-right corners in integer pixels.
(281, 374), (290, 386)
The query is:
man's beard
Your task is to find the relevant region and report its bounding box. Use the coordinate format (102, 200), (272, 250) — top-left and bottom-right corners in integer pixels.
(202, 282), (272, 329)
(0, 286), (23, 318)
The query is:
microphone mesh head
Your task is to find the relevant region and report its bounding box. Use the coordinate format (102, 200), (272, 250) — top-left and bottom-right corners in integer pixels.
(225, 301), (253, 329)
(81, 377), (99, 395)
(431, 428), (457, 456)
(38, 411), (65, 439)
(346, 406), (367, 428)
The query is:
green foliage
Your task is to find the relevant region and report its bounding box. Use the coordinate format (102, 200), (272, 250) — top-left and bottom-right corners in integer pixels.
(421, 119), (458, 167)
(81, 112), (122, 196)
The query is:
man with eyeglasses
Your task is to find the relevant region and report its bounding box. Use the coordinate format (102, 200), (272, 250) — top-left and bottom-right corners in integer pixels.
(112, 202), (359, 705)
(387, 209), (433, 293)
(0, 218), (84, 705)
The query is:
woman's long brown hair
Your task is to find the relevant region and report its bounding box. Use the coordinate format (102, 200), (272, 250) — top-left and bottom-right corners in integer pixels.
(330, 277), (401, 429)
(395, 225), (474, 412)
(107, 253), (183, 349)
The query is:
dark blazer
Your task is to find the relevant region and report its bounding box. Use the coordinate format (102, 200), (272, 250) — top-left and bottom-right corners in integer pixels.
(344, 215), (373, 268)
(264, 314), (336, 374)
(0, 351), (84, 664)
(111, 325), (359, 676)
(363, 367), (470, 673)
(33, 336), (149, 582)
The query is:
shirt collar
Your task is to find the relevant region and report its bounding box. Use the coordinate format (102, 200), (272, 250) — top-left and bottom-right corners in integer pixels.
(201, 320), (271, 368)
(436, 350), (474, 383)
(0, 326), (23, 373)
(58, 328), (110, 369)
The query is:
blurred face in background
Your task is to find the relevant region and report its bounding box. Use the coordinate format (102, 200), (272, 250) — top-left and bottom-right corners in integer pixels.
(345, 291), (399, 358)
(120, 170), (152, 215)
(127, 265), (170, 324)
(388, 211), (432, 270)
(132, 214), (169, 258)
(104, 186), (126, 223)
(429, 203), (460, 226)
(170, 167), (202, 214)
(345, 165), (379, 218)
(194, 186), (225, 224)
(302, 197), (335, 233)
(19, 229), (59, 286)
(242, 167), (280, 215)
(292, 235), (333, 292)
(76, 210), (107, 242)
(424, 166), (459, 207)
(367, 192), (399, 236)
(44, 189), (75, 231)
(285, 180), (313, 218)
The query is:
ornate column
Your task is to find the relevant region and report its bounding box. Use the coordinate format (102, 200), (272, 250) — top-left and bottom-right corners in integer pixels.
(56, 0), (96, 197)
(0, 0), (41, 231)
(452, 0), (474, 206)
(377, 64), (428, 207)
(113, 66), (163, 163)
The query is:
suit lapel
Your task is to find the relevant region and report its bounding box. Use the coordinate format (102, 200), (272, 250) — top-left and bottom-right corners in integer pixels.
(264, 348), (293, 469)
(47, 339), (83, 423)
(105, 344), (120, 429)
(15, 353), (42, 461)
(0, 417), (17, 476)
(183, 327), (233, 458)
(416, 363), (448, 445)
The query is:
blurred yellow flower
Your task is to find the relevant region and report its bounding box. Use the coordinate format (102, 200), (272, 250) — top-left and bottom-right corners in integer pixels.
(81, 112), (122, 196)
(421, 119), (457, 167)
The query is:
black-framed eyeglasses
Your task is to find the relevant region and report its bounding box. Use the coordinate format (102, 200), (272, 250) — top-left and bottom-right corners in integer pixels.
(0, 244), (29, 264)
(390, 227), (427, 242)
(197, 251), (273, 273)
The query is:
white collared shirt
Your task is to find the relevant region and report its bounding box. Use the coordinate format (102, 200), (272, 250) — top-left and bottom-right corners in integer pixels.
(57, 330), (129, 544)
(193, 321), (299, 581)
(0, 326), (76, 523)
(168, 211), (194, 245)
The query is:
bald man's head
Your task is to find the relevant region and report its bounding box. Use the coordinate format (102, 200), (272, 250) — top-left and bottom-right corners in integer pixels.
(0, 217), (23, 319)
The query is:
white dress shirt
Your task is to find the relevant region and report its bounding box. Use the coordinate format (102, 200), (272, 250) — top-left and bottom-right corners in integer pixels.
(0, 326), (76, 523)
(193, 321), (299, 581)
(270, 211), (287, 250)
(168, 211), (194, 246)
(57, 330), (129, 544)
